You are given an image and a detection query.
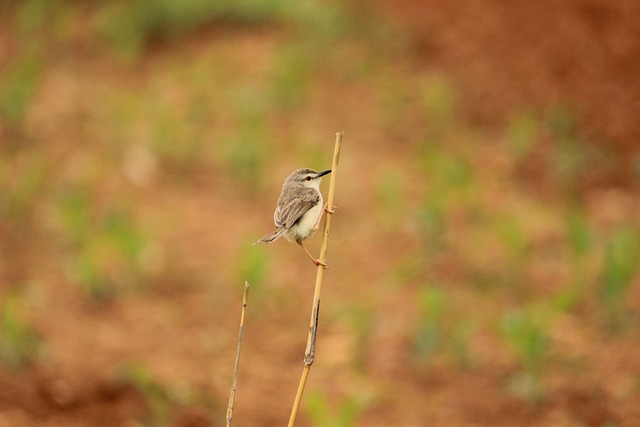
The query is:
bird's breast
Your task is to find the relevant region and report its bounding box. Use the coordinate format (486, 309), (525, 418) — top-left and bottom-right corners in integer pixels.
(284, 195), (323, 242)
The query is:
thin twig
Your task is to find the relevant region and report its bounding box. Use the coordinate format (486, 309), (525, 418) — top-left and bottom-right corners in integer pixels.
(226, 281), (250, 426)
(287, 131), (343, 427)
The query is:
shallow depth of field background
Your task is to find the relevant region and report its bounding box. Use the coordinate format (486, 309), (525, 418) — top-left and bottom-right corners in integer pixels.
(1, 1), (639, 426)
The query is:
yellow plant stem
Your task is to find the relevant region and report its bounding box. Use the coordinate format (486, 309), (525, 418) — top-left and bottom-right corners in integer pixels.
(287, 131), (343, 427)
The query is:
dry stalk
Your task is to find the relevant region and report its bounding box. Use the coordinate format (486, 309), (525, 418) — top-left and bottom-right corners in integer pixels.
(226, 281), (250, 426)
(287, 131), (343, 427)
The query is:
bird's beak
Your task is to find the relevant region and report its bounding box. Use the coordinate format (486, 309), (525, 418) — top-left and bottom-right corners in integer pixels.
(316, 170), (332, 178)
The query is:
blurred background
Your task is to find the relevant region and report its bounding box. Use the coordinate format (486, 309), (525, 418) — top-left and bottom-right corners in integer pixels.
(1, 0), (639, 426)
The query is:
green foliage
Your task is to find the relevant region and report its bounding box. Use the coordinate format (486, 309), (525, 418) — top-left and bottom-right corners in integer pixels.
(0, 155), (48, 220)
(554, 209), (594, 312)
(545, 106), (596, 197)
(117, 364), (173, 426)
(348, 305), (374, 372)
(269, 43), (314, 108)
(416, 147), (475, 254)
(414, 285), (446, 360)
(501, 305), (551, 402)
(236, 243), (268, 294)
(451, 320), (473, 368)
(496, 216), (530, 259)
(0, 55), (41, 130)
(116, 363), (215, 426)
(57, 187), (149, 302)
(97, 0), (286, 57)
(507, 111), (538, 160)
(418, 146), (474, 198)
(566, 209), (593, 257)
(416, 200), (445, 252)
(420, 75), (455, 138)
(306, 390), (367, 427)
(221, 135), (267, 188)
(600, 226), (640, 330)
(0, 295), (43, 368)
(219, 88), (269, 187)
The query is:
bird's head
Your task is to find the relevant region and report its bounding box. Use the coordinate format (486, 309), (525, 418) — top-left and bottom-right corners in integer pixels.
(286, 168), (332, 189)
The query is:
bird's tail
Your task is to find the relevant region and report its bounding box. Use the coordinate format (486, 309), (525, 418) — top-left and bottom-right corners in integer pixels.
(254, 227), (286, 245)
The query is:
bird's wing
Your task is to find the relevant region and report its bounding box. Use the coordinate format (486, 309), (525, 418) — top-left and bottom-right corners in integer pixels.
(274, 188), (320, 229)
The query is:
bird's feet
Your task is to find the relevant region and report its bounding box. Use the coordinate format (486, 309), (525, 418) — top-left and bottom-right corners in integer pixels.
(312, 258), (328, 268)
(312, 204), (337, 232)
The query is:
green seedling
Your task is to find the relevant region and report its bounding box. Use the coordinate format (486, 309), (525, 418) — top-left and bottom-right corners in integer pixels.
(420, 75), (455, 139)
(0, 55), (41, 131)
(57, 188), (148, 302)
(0, 295), (43, 368)
(566, 209), (593, 257)
(450, 319), (473, 369)
(305, 390), (368, 427)
(414, 285), (446, 360)
(545, 106), (594, 198)
(600, 226), (640, 330)
(501, 306), (551, 403)
(555, 209), (594, 312)
(0, 155), (48, 220)
(236, 242), (268, 297)
(495, 216), (531, 295)
(349, 304), (374, 372)
(97, 0), (286, 59)
(270, 43), (313, 109)
(506, 111), (538, 161)
(117, 363), (173, 426)
(219, 133), (267, 191)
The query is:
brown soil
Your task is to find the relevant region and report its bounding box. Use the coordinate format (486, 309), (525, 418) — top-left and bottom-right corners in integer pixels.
(371, 0), (640, 185)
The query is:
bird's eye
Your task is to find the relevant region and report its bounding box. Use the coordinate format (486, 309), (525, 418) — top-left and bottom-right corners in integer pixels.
(305, 176), (312, 181)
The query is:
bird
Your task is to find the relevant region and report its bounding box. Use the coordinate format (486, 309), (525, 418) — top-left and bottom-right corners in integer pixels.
(256, 168), (332, 267)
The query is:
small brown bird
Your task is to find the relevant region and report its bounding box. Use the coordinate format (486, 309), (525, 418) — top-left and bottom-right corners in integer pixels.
(256, 168), (332, 266)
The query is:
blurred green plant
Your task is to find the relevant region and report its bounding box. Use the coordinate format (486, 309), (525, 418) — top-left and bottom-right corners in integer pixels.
(305, 390), (367, 427)
(0, 155), (48, 220)
(0, 55), (41, 131)
(600, 226), (640, 330)
(416, 148), (475, 253)
(117, 362), (216, 426)
(218, 87), (269, 188)
(420, 75), (455, 139)
(236, 241), (268, 296)
(57, 187), (149, 302)
(554, 209), (594, 312)
(495, 215), (531, 295)
(150, 101), (206, 173)
(413, 285), (446, 360)
(545, 106), (596, 198)
(416, 200), (445, 253)
(0, 294), (43, 368)
(501, 305), (551, 403)
(418, 146), (475, 199)
(219, 133), (267, 190)
(506, 111), (538, 161)
(97, 0), (287, 58)
(348, 304), (374, 372)
(116, 363), (174, 426)
(450, 319), (473, 369)
(269, 42), (314, 109)
(388, 255), (425, 286)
